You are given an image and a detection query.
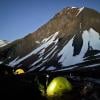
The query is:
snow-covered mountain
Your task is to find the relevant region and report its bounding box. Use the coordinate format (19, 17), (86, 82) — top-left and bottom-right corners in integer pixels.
(0, 7), (100, 72)
(0, 40), (8, 47)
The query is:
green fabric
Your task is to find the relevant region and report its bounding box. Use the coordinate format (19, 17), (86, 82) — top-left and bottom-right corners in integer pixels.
(46, 77), (72, 96)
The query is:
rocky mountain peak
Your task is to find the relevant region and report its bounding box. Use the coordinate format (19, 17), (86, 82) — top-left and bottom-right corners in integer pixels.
(0, 7), (100, 72)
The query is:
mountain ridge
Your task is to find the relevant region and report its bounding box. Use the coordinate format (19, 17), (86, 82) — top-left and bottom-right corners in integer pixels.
(0, 40), (9, 48)
(0, 7), (100, 72)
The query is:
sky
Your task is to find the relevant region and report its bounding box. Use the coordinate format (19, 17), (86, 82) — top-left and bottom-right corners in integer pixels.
(0, 0), (100, 41)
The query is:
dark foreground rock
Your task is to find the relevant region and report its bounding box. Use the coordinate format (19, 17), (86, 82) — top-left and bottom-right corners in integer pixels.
(0, 64), (100, 100)
(0, 64), (46, 100)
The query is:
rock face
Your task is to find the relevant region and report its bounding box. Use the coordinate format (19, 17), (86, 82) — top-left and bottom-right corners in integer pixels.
(0, 7), (100, 72)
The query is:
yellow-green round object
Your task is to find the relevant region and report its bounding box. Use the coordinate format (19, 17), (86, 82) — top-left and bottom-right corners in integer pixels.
(46, 77), (72, 96)
(14, 68), (25, 75)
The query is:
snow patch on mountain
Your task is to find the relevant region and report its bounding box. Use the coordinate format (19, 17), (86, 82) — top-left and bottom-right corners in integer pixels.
(53, 65), (79, 72)
(71, 7), (77, 9)
(35, 41), (40, 44)
(58, 36), (75, 65)
(58, 28), (100, 67)
(8, 32), (59, 66)
(44, 45), (57, 60)
(88, 28), (100, 50)
(76, 7), (84, 16)
(29, 59), (48, 72)
(0, 61), (3, 64)
(8, 57), (19, 67)
(46, 66), (56, 71)
(84, 63), (100, 68)
(0, 40), (8, 47)
(31, 58), (42, 67)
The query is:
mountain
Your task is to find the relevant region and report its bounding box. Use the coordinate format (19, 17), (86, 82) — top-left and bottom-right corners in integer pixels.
(0, 40), (9, 64)
(0, 40), (9, 48)
(0, 7), (100, 73)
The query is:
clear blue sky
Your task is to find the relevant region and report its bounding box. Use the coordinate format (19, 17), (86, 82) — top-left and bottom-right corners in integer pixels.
(0, 0), (100, 41)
